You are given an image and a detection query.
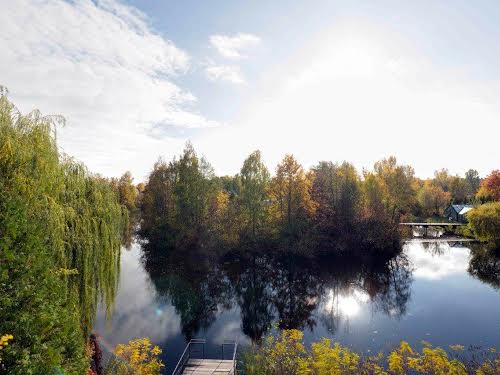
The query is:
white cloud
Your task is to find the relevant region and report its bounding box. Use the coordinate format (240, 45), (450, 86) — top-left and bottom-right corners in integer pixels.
(205, 64), (246, 84)
(197, 23), (500, 177)
(94, 243), (181, 348)
(404, 241), (470, 280)
(0, 0), (218, 179)
(209, 33), (261, 59)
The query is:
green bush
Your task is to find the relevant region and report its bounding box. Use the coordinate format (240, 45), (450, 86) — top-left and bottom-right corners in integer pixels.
(467, 202), (500, 245)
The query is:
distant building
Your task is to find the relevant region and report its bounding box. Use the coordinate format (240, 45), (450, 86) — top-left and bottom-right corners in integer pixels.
(444, 204), (474, 223)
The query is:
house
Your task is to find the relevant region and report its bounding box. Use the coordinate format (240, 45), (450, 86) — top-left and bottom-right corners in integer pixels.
(444, 204), (474, 223)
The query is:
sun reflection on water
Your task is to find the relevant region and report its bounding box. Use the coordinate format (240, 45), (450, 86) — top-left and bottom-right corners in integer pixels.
(324, 288), (370, 317)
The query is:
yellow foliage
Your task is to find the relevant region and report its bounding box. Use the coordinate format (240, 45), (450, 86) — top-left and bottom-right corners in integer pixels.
(309, 339), (360, 374)
(477, 359), (500, 375)
(243, 330), (496, 375)
(0, 334), (13, 350)
(271, 155), (317, 236)
(0, 334), (13, 363)
(110, 338), (164, 375)
(388, 341), (467, 375)
(247, 329), (309, 375)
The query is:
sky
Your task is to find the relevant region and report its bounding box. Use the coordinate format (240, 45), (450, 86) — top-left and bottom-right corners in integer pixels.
(1, 0), (499, 181)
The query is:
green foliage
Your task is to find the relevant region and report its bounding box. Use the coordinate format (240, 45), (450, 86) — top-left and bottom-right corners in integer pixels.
(312, 161), (361, 231)
(139, 151), (407, 254)
(113, 171), (138, 215)
(240, 150), (271, 239)
(139, 158), (178, 241)
(468, 245), (500, 289)
(465, 169), (481, 200)
(175, 142), (216, 232)
(111, 171), (137, 247)
(139, 146), (495, 252)
(308, 339), (361, 374)
(0, 95), (125, 373)
(242, 329), (499, 375)
(270, 154), (317, 238)
(432, 169), (480, 204)
(243, 329), (309, 375)
(467, 202), (500, 245)
(139, 144), (218, 246)
(373, 156), (416, 222)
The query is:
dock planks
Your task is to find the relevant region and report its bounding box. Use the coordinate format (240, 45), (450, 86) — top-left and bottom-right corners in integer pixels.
(181, 358), (235, 374)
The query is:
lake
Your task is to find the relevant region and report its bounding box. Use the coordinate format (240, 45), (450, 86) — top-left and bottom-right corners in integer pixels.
(94, 239), (500, 374)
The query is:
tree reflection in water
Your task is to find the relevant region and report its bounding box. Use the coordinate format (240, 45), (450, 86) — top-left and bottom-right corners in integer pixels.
(319, 253), (412, 334)
(468, 245), (500, 290)
(140, 238), (415, 343)
(141, 240), (232, 340)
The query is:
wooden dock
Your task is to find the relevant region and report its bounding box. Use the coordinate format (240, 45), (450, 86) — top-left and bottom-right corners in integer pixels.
(181, 359), (236, 374)
(172, 339), (237, 375)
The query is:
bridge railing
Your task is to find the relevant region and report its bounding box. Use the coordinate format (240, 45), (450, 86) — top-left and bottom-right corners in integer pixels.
(222, 340), (238, 374)
(172, 339), (206, 375)
(172, 339), (238, 375)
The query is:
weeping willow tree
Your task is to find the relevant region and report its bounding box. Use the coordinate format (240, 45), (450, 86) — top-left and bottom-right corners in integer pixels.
(0, 93), (126, 374)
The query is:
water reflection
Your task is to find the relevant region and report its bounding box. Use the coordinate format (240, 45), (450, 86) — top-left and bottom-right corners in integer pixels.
(406, 241), (470, 280)
(96, 239), (500, 374)
(468, 246), (500, 290)
(94, 245), (181, 349)
(137, 239), (415, 344)
(142, 243), (233, 340)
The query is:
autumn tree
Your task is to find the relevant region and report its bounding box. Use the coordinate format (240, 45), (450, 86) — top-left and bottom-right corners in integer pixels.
(208, 189), (242, 246)
(240, 150), (271, 238)
(464, 169), (481, 200)
(433, 169), (452, 192)
(417, 181), (451, 217)
(449, 176), (468, 203)
(362, 172), (389, 220)
(271, 155), (316, 238)
(373, 157), (416, 222)
(311, 161), (361, 233)
(432, 168), (477, 203)
(476, 170), (500, 202)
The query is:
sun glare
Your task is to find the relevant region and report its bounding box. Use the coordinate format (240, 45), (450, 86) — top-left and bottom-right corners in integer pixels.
(324, 288), (370, 317)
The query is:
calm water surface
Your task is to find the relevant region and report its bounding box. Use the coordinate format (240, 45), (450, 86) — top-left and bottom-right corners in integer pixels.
(95, 240), (500, 374)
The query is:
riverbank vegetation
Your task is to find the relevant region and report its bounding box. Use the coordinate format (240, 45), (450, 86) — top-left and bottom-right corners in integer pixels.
(0, 95), (128, 373)
(242, 329), (500, 375)
(139, 146), (408, 256)
(138, 144), (499, 253)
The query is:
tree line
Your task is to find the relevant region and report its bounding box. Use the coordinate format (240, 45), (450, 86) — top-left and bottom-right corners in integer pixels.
(135, 143), (499, 253)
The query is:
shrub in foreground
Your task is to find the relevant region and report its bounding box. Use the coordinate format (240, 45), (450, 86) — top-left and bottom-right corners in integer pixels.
(104, 338), (164, 375)
(242, 329), (500, 375)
